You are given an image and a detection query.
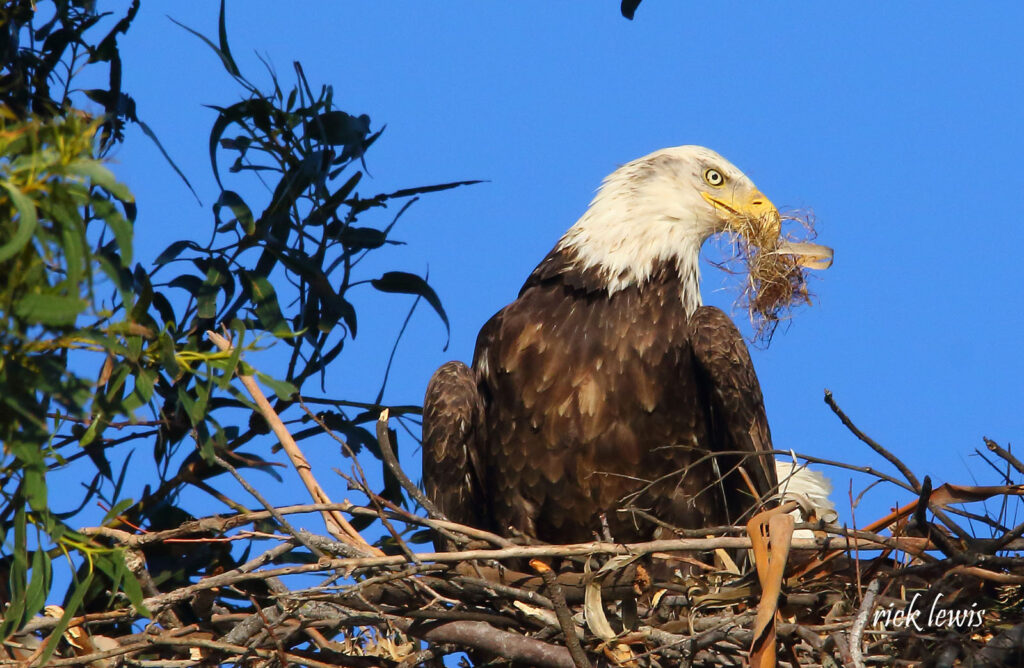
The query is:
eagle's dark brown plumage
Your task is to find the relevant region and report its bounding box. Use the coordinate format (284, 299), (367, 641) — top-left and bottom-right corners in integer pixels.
(423, 146), (830, 545)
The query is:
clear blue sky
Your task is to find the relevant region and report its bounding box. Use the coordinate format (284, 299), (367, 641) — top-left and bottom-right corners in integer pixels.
(106, 2), (1023, 530)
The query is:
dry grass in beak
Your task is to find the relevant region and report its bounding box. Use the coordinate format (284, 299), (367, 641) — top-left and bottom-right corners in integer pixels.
(711, 211), (821, 344)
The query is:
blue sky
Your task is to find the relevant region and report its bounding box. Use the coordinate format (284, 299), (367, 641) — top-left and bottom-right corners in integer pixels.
(106, 2), (1023, 530)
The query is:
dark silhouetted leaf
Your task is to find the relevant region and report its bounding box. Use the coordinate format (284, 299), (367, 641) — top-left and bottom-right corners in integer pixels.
(214, 190), (255, 235)
(241, 272), (291, 337)
(151, 290), (177, 327)
(370, 271), (449, 341)
(339, 226), (386, 250)
(206, 99), (273, 188)
(155, 239), (201, 265)
(305, 111), (370, 147)
(168, 274), (203, 294)
(134, 117), (199, 203)
(308, 170), (362, 226)
(384, 179), (483, 200)
(216, 0), (240, 77)
(409, 529), (433, 544)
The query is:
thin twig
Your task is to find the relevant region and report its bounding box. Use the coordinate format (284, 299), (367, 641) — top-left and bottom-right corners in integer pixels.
(825, 390), (921, 492)
(206, 330), (380, 555)
(213, 454), (326, 559)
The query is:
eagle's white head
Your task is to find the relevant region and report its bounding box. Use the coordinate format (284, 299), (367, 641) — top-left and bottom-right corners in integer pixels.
(558, 145), (828, 308)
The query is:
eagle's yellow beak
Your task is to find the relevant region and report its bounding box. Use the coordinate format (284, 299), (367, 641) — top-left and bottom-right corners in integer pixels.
(701, 189), (780, 234)
(701, 189), (833, 270)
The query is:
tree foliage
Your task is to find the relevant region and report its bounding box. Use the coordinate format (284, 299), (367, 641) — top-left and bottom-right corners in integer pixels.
(1, 1), (465, 659)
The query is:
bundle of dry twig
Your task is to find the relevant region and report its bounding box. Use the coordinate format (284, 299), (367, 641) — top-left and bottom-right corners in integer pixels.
(6, 339), (1023, 668)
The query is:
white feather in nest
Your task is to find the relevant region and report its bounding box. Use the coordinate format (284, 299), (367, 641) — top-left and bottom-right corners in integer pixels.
(775, 456), (838, 538)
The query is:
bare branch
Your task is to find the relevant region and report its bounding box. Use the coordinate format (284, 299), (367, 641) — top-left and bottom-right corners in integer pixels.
(825, 389), (921, 491)
(206, 330), (380, 555)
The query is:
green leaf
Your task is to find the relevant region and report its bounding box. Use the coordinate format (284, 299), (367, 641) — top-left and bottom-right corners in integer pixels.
(118, 556), (150, 616)
(152, 290), (177, 327)
(191, 383), (210, 425)
(78, 414), (104, 448)
(197, 259), (231, 319)
(217, 320), (245, 389)
(93, 553), (123, 606)
(24, 548), (51, 622)
(157, 331), (184, 381)
(176, 386), (200, 426)
(0, 181), (38, 263)
(24, 467), (48, 511)
(230, 450), (283, 482)
(124, 368), (156, 414)
(0, 508), (29, 638)
(14, 293), (88, 326)
(130, 264), (154, 321)
(60, 221), (87, 288)
(64, 159), (134, 202)
(370, 271), (449, 340)
(255, 372), (297, 401)
(206, 98), (274, 188)
(95, 246), (134, 307)
(91, 195), (133, 266)
(206, 104), (237, 188)
(102, 498), (136, 525)
(38, 570), (94, 665)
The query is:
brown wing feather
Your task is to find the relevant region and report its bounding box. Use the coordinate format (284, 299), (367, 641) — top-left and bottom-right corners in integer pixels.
(425, 261), (778, 544)
(686, 306), (778, 523)
(421, 361), (487, 541)
(474, 264), (729, 542)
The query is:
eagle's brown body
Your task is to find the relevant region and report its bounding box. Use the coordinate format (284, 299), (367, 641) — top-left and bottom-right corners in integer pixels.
(423, 246), (776, 544)
(420, 145), (830, 546)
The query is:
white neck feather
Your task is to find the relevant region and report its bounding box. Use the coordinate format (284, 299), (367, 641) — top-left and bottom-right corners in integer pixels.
(556, 156), (714, 313)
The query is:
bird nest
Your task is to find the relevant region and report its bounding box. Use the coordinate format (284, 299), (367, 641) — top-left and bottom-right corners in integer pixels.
(9, 391), (1024, 667)
(712, 210), (824, 345)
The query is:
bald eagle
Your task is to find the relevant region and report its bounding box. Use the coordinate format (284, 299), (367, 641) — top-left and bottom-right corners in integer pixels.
(422, 146), (831, 545)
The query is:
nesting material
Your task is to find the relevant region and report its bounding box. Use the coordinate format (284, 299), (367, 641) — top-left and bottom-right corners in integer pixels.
(713, 210), (828, 343)
(776, 457), (838, 539)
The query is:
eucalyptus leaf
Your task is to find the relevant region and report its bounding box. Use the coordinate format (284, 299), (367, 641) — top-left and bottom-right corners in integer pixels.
(0, 181), (38, 263)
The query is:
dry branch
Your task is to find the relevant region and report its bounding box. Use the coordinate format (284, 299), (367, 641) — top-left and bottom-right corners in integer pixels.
(206, 330), (380, 555)
(14, 394), (1023, 667)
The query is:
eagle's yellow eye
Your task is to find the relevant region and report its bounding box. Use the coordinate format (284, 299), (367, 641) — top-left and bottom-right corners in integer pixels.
(704, 168), (725, 187)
